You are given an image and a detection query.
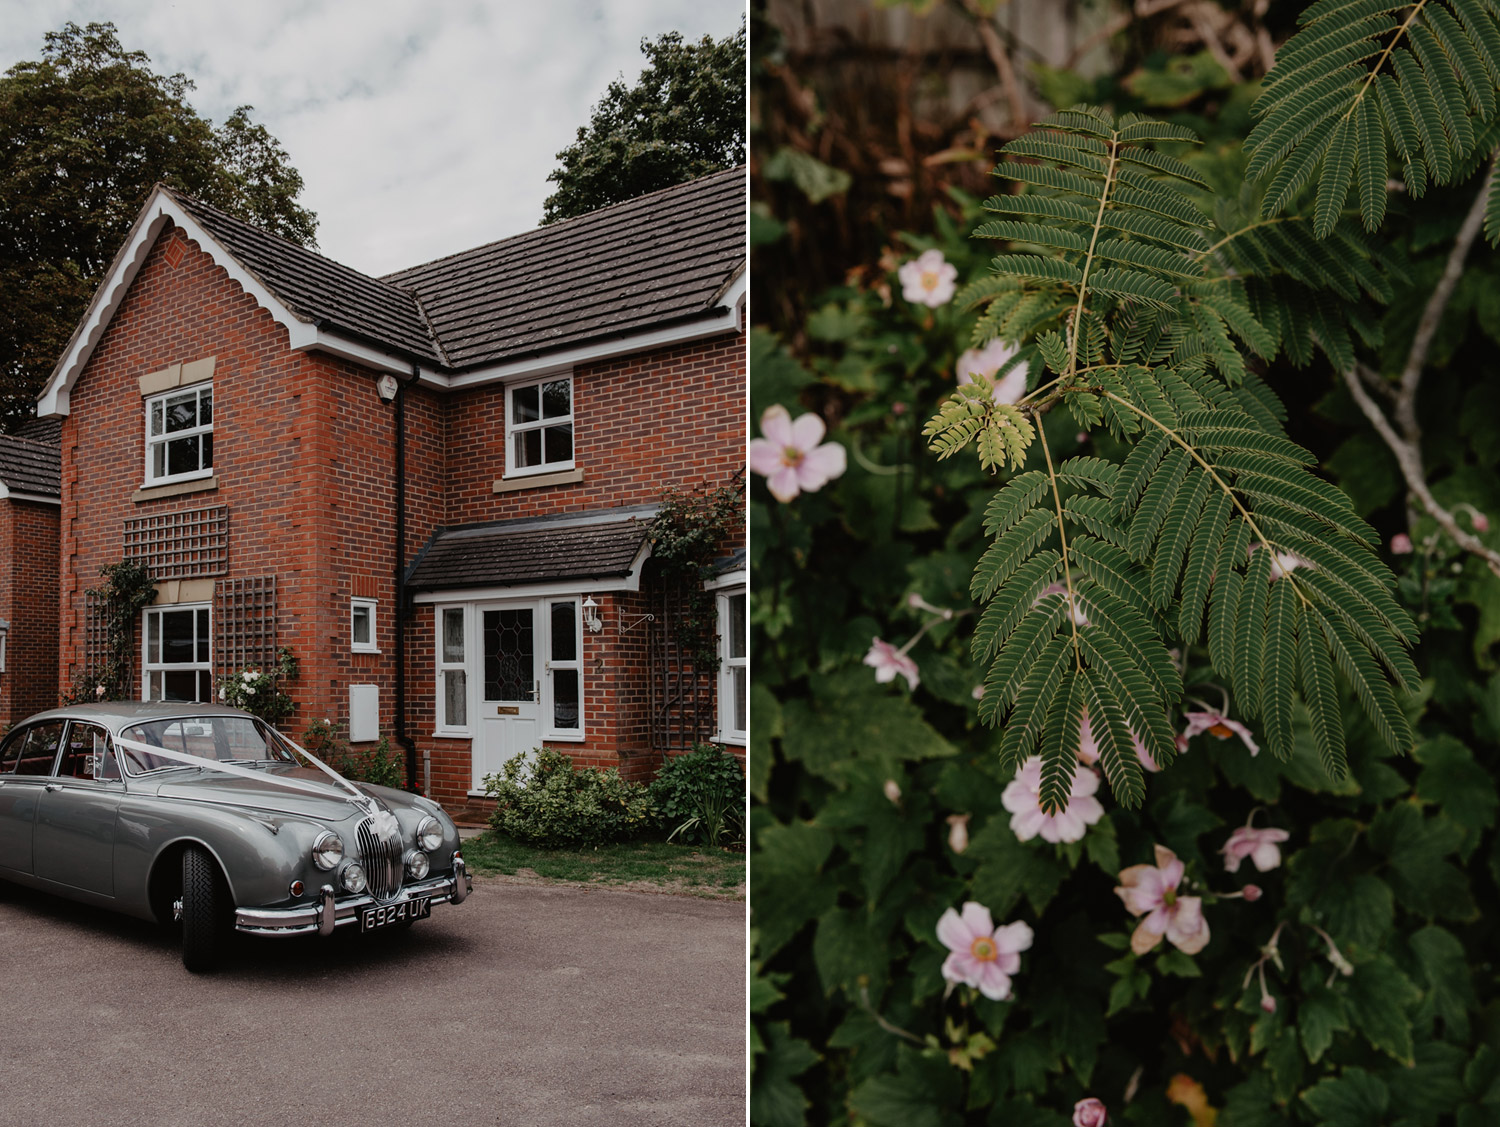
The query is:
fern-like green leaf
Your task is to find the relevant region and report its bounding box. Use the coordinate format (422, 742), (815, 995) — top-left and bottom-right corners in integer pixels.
(1083, 670), (1147, 808)
(1298, 601), (1349, 780)
(1038, 670), (1087, 813)
(1261, 577), (1300, 760)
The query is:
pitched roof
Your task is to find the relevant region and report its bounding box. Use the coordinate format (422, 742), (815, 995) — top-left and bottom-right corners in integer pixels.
(0, 433), (60, 498)
(383, 167), (746, 369)
(165, 188), (444, 365)
(406, 506), (656, 592)
(162, 168), (744, 375)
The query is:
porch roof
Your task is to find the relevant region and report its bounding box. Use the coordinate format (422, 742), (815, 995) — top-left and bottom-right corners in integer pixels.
(406, 505), (657, 592)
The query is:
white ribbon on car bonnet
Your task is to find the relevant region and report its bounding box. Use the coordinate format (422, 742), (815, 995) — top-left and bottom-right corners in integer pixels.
(111, 731), (388, 820)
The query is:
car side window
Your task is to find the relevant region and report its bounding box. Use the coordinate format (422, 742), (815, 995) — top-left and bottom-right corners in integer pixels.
(58, 723), (118, 781)
(0, 726), (24, 773)
(12, 722), (65, 776)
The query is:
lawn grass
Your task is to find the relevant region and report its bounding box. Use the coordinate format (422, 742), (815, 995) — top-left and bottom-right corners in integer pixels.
(458, 830), (745, 899)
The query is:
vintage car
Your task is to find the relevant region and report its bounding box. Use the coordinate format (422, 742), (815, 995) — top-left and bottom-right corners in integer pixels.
(0, 702), (471, 971)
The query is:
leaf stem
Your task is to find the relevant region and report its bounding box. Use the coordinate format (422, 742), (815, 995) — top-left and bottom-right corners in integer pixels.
(1096, 389), (1312, 609)
(1064, 133), (1120, 379)
(1037, 423), (1083, 669)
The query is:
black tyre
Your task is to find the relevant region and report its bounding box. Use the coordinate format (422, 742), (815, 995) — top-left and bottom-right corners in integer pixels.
(181, 845), (229, 973)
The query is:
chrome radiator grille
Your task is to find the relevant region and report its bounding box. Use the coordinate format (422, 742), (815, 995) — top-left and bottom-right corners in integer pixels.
(357, 817), (403, 900)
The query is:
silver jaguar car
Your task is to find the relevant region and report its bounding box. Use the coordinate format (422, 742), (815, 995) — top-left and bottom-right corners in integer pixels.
(0, 702), (471, 971)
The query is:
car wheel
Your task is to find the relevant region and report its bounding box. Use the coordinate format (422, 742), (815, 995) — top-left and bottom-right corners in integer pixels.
(181, 845), (230, 973)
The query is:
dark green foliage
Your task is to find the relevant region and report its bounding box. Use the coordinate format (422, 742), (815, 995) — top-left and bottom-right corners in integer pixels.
(483, 749), (657, 848)
(62, 558), (157, 703)
(0, 22), (316, 427)
(541, 20), (745, 223)
(651, 743), (746, 847)
(334, 736), (406, 791)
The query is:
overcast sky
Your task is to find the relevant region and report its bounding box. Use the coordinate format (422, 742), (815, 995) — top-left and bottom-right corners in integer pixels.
(0, 0), (745, 276)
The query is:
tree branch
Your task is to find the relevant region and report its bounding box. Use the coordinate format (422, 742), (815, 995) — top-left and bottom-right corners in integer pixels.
(1337, 152), (1500, 576)
(958, 0), (1030, 136)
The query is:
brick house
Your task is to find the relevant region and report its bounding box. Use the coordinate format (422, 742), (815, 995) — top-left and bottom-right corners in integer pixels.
(0, 421), (61, 728)
(35, 169), (746, 813)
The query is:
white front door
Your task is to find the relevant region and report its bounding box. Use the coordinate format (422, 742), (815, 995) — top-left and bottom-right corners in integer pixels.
(473, 602), (542, 792)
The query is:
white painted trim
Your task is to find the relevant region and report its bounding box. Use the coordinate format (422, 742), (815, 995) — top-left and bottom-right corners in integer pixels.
(704, 568), (747, 592)
(0, 483), (61, 507)
(350, 598), (379, 654)
(411, 542), (652, 603)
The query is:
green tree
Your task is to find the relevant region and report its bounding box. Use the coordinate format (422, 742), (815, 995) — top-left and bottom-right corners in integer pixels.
(541, 20), (746, 224)
(0, 22), (317, 428)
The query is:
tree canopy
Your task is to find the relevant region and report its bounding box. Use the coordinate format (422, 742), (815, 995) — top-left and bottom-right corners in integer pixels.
(540, 20), (746, 225)
(0, 22), (317, 428)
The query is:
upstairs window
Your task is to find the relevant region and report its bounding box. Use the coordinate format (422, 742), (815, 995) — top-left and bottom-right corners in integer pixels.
(505, 375), (574, 476)
(146, 384), (213, 485)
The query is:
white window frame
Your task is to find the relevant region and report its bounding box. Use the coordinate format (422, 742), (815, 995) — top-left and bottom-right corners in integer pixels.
(141, 603), (213, 703)
(433, 604), (473, 738)
(144, 383), (214, 486)
(503, 373), (575, 479)
(543, 597), (585, 742)
(350, 598), (379, 653)
(714, 584), (747, 745)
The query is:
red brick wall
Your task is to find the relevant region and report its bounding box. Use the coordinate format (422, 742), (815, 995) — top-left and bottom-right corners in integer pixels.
(0, 498), (60, 726)
(56, 219), (745, 814)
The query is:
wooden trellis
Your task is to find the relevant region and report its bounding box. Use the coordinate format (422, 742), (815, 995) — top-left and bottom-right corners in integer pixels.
(214, 576), (278, 679)
(123, 506), (228, 579)
(647, 576), (715, 751)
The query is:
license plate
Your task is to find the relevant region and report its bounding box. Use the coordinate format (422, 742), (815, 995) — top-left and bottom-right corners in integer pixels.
(360, 896), (431, 932)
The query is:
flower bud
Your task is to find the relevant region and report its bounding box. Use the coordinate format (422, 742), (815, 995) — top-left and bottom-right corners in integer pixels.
(1242, 884), (1262, 902)
(946, 814), (970, 855)
(1261, 994), (1277, 1014)
(1073, 1097), (1108, 1127)
(883, 779), (902, 804)
(1390, 532), (1414, 554)
(1476, 512), (1491, 533)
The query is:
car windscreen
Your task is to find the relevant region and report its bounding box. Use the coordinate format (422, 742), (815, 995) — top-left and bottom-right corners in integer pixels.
(118, 716), (299, 775)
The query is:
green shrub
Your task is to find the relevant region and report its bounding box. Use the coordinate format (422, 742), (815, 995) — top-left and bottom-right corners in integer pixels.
(335, 735), (406, 790)
(651, 744), (745, 847)
(482, 749), (657, 848)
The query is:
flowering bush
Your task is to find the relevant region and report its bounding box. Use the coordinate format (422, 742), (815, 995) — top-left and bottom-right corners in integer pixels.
(482, 749), (656, 848)
(750, 21), (1500, 1123)
(217, 647), (298, 725)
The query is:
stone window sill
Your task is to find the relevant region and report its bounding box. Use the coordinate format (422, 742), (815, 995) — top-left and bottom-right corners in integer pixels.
(492, 467), (584, 494)
(133, 476), (219, 503)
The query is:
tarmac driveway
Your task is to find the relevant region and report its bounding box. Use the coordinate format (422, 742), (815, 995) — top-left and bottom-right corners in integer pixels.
(0, 875), (745, 1126)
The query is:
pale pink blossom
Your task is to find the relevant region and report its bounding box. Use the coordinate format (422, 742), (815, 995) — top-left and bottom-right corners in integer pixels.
(1001, 756), (1105, 844)
(1248, 541), (1310, 580)
(1073, 1097), (1108, 1127)
(1182, 703), (1260, 756)
(1078, 708), (1160, 772)
(1033, 581), (1089, 626)
(1390, 533), (1414, 554)
(899, 248), (958, 307)
(864, 637), (919, 691)
(1115, 844), (1211, 956)
(1221, 824), (1290, 873)
(749, 405), (847, 503)
(936, 901), (1034, 1000)
(947, 813), (971, 855)
(956, 338), (1029, 404)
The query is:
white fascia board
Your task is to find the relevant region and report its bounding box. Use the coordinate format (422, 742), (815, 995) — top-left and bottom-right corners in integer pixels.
(38, 190), (317, 417)
(0, 485), (62, 506)
(704, 568), (747, 592)
(411, 543), (652, 604)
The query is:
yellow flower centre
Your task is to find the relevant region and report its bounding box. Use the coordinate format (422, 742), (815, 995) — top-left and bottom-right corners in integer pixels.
(969, 937), (997, 962)
(1208, 721), (1234, 739)
(1163, 887), (1177, 907)
(921, 270), (939, 289)
(781, 445), (805, 468)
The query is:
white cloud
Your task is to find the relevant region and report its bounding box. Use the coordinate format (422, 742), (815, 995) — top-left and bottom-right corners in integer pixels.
(0, 0), (744, 274)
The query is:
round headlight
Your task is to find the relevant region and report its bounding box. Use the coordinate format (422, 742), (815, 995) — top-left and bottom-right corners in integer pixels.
(311, 831), (343, 871)
(340, 862), (367, 894)
(415, 816), (443, 853)
(406, 850), (430, 880)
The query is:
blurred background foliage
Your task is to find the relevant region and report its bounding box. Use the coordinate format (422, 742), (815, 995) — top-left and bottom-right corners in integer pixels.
(750, 0), (1500, 1124)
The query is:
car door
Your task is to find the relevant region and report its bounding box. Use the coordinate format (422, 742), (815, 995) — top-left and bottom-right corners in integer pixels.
(0, 720), (66, 876)
(33, 722), (123, 896)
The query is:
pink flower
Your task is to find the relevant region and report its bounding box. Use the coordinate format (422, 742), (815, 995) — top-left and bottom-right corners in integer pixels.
(1115, 844), (1211, 956)
(864, 637), (919, 690)
(899, 248), (958, 307)
(1073, 1097), (1108, 1127)
(1181, 703), (1260, 757)
(1221, 824), (1290, 873)
(1248, 541), (1309, 580)
(956, 338), (1029, 404)
(1001, 756), (1105, 844)
(1390, 532), (1414, 554)
(1476, 512), (1491, 533)
(1078, 708), (1160, 772)
(1033, 581), (1089, 626)
(936, 901), (1034, 1000)
(1242, 883), (1263, 902)
(749, 405), (847, 503)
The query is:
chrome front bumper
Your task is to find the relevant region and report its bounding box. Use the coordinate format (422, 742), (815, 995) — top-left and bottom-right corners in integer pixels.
(234, 858), (472, 937)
